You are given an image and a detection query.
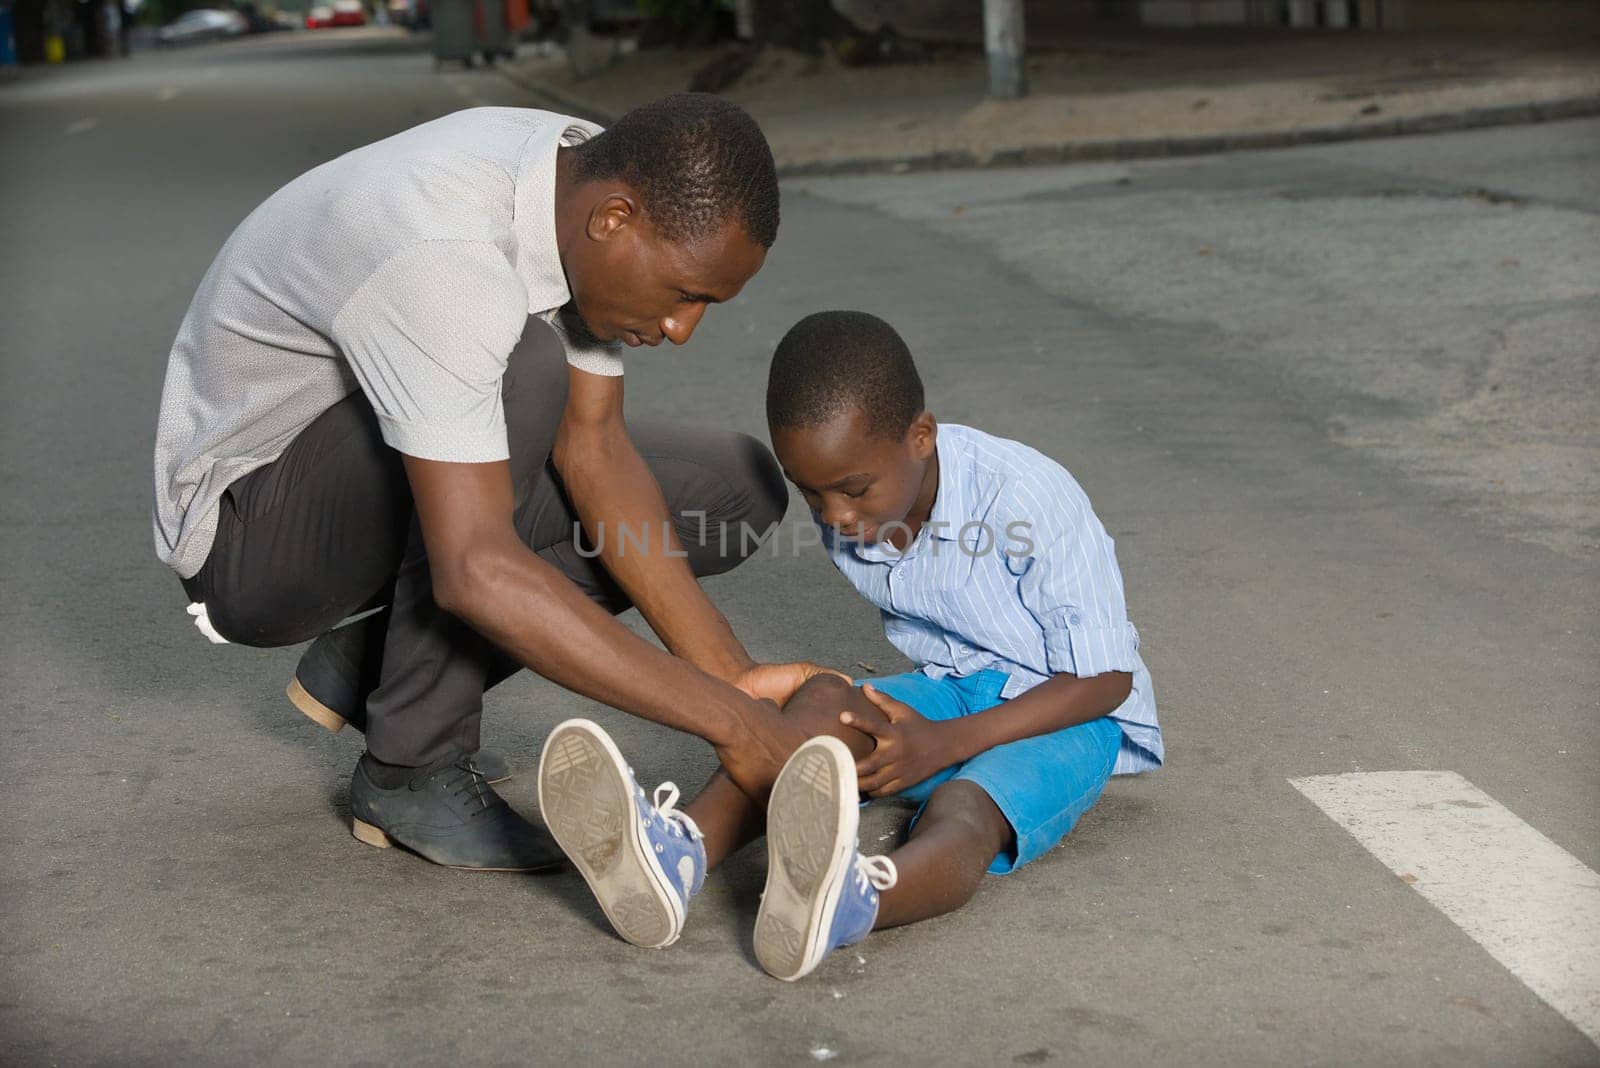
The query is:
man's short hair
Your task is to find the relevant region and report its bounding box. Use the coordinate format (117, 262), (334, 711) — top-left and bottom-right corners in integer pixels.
(571, 93), (779, 249)
(767, 311), (925, 440)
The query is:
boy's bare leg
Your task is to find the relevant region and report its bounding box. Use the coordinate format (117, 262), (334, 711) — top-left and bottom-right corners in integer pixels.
(686, 674), (877, 869)
(873, 779), (1012, 928)
(681, 769), (763, 869)
(684, 674), (1015, 927)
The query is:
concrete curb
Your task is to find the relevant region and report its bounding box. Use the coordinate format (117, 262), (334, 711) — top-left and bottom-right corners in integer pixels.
(776, 95), (1600, 177)
(495, 65), (618, 125)
(495, 63), (1600, 176)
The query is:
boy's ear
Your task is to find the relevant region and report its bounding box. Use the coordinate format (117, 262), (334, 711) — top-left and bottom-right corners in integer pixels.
(907, 411), (937, 460)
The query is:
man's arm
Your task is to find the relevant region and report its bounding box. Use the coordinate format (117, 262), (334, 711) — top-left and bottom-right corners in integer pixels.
(403, 453), (803, 796)
(552, 366), (842, 708)
(552, 365), (756, 681)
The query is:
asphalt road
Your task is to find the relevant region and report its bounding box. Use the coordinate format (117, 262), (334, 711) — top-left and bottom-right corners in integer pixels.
(1, 28), (1595, 1067)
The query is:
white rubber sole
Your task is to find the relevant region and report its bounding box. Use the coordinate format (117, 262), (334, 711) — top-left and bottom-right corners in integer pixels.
(754, 736), (859, 982)
(538, 719), (683, 949)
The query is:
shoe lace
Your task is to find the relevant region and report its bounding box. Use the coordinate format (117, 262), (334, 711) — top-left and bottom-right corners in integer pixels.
(854, 853), (898, 894)
(650, 781), (704, 842)
(441, 760), (494, 814)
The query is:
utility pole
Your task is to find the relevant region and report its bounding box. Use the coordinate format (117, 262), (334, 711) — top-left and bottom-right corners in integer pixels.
(984, 0), (1027, 99)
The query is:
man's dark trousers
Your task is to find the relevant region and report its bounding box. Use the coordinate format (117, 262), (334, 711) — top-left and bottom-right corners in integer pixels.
(179, 319), (788, 769)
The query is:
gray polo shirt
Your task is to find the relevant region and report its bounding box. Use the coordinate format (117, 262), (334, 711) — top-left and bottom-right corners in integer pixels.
(152, 107), (622, 579)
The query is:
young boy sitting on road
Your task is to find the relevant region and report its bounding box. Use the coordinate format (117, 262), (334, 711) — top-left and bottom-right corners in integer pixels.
(537, 310), (1163, 980)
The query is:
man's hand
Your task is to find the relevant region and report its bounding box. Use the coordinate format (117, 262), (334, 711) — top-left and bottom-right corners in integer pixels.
(714, 699), (809, 801)
(731, 661), (850, 709)
(843, 684), (966, 797)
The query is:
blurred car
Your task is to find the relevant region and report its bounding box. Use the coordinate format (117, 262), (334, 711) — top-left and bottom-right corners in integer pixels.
(307, 0), (366, 26)
(331, 0), (368, 24)
(236, 3), (293, 32)
(158, 8), (248, 44)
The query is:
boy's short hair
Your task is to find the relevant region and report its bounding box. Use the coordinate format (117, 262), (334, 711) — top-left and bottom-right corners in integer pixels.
(767, 311), (925, 440)
(570, 93), (779, 250)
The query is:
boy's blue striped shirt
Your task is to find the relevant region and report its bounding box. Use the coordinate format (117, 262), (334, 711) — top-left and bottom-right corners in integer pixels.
(820, 423), (1162, 775)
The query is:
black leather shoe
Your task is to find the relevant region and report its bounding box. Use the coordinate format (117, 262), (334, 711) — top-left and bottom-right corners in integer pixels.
(288, 620), (511, 783)
(348, 754), (564, 872)
(287, 620), (372, 732)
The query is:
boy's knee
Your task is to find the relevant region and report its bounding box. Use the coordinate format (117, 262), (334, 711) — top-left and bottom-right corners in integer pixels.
(782, 673), (857, 736)
(788, 671), (854, 709)
(926, 780), (1011, 850)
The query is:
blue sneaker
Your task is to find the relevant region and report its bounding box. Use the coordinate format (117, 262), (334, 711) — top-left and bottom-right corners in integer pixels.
(538, 719), (706, 949)
(755, 736), (898, 981)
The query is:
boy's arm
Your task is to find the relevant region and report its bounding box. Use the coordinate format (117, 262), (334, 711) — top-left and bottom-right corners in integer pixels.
(844, 672), (1131, 796)
(847, 474), (1141, 795)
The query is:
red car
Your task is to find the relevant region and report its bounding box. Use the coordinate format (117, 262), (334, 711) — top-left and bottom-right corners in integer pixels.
(306, 0), (366, 27)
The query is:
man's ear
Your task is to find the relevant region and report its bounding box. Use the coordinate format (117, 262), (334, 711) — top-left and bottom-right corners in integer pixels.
(586, 192), (638, 242)
(907, 410), (938, 460)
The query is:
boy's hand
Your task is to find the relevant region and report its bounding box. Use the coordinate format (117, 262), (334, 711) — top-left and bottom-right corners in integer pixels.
(844, 684), (966, 797)
(732, 661), (850, 709)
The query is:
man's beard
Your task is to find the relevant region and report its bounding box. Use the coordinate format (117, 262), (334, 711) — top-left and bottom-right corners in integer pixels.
(556, 301), (607, 348)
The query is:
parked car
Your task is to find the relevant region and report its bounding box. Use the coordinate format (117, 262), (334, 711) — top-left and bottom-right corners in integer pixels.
(330, 0), (367, 25)
(158, 8), (248, 44)
(307, 0), (365, 26)
(237, 3), (293, 33)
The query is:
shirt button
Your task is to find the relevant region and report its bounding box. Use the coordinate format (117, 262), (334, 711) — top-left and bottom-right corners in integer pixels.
(1067, 610), (1083, 626)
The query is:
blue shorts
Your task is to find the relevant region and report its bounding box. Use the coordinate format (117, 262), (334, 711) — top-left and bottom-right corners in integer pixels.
(860, 670), (1122, 875)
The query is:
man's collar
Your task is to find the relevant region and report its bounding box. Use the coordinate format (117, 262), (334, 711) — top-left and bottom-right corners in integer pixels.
(513, 117), (604, 315)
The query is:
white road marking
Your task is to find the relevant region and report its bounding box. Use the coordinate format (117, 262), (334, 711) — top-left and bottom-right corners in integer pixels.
(65, 118), (99, 136)
(1290, 770), (1600, 1048)
(156, 87), (180, 102)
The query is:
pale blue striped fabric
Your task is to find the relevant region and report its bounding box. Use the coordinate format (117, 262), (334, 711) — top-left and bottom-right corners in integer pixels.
(822, 424), (1162, 775)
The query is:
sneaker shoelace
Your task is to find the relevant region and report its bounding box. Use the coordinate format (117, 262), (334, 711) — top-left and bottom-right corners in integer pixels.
(651, 782), (705, 841)
(629, 771), (704, 842)
(854, 853), (898, 894)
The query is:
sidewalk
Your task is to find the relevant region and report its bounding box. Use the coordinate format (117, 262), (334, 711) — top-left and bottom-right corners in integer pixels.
(500, 27), (1600, 173)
